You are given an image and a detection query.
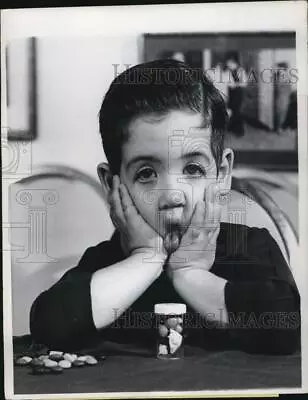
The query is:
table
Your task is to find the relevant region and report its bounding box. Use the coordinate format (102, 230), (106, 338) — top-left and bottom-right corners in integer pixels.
(13, 337), (301, 395)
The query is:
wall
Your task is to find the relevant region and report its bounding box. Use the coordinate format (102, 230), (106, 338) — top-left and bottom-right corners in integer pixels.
(33, 35), (139, 179)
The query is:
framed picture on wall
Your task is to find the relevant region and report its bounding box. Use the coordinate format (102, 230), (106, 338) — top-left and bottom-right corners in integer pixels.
(143, 32), (298, 170)
(6, 37), (37, 141)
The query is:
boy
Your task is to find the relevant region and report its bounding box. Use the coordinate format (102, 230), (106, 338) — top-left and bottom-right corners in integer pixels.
(30, 59), (300, 355)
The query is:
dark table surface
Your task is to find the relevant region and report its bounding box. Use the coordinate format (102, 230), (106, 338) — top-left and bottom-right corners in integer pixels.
(13, 337), (301, 395)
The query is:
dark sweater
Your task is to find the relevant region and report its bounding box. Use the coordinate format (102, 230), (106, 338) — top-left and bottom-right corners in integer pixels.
(30, 223), (300, 355)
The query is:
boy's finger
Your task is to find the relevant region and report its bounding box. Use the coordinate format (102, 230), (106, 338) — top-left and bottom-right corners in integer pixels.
(205, 184), (221, 232)
(182, 201), (205, 245)
(212, 201), (222, 225)
(209, 225), (221, 245)
(190, 200), (206, 228)
(119, 183), (138, 219)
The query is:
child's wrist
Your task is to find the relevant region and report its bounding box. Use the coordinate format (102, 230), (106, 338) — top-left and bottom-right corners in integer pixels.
(130, 248), (167, 264)
(167, 260), (204, 279)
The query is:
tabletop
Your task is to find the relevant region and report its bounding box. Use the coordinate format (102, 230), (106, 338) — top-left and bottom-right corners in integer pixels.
(13, 337), (301, 395)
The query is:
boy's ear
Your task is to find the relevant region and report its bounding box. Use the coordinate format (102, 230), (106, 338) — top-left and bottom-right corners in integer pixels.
(97, 162), (113, 200)
(217, 148), (234, 195)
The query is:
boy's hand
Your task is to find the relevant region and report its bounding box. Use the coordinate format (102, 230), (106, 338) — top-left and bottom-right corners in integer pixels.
(166, 184), (222, 273)
(108, 176), (167, 260)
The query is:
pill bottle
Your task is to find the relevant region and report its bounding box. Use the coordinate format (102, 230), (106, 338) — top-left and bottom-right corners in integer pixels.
(154, 303), (186, 360)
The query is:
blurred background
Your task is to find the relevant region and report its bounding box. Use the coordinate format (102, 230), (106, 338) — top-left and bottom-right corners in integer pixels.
(145, 33), (298, 152)
(4, 32), (299, 335)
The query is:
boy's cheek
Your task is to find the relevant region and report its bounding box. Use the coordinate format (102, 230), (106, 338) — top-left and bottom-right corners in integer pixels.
(132, 193), (160, 229)
(133, 190), (157, 213)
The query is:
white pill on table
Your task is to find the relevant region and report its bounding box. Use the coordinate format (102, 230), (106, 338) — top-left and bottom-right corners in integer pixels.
(16, 356), (32, 365)
(22, 356), (32, 364)
(85, 355), (98, 365)
(77, 356), (87, 362)
(49, 351), (63, 356)
(64, 353), (77, 362)
(43, 359), (58, 368)
(58, 360), (71, 369)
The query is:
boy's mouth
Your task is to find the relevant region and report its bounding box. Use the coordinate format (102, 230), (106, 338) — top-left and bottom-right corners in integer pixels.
(159, 208), (183, 224)
(157, 208), (187, 249)
(160, 215), (183, 236)
(162, 217), (184, 249)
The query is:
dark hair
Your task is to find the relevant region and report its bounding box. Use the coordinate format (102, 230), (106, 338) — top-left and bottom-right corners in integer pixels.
(225, 51), (239, 64)
(99, 59), (228, 175)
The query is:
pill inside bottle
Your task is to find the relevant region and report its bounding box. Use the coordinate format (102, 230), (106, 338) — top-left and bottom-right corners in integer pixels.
(154, 303), (186, 359)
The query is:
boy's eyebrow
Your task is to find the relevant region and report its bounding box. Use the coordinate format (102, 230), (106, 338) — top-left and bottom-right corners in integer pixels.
(181, 150), (211, 163)
(126, 155), (161, 170)
(127, 151), (212, 170)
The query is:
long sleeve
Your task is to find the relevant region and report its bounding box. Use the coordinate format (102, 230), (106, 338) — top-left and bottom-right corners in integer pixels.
(218, 226), (300, 355)
(29, 239), (122, 351)
(30, 265), (97, 351)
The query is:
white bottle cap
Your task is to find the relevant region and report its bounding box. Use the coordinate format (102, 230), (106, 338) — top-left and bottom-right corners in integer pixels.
(154, 303), (186, 315)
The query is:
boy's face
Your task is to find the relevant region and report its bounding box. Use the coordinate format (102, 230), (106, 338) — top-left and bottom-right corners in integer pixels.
(118, 110), (232, 239)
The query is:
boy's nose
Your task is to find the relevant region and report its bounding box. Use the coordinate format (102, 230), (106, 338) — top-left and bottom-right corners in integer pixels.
(158, 189), (185, 210)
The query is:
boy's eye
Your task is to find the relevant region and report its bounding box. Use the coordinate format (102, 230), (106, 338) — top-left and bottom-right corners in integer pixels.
(184, 163), (206, 177)
(135, 167), (157, 182)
